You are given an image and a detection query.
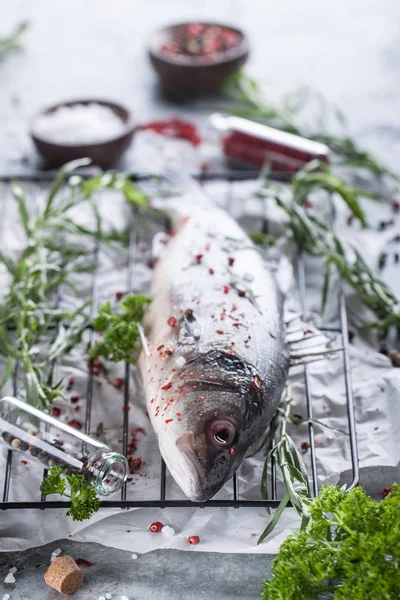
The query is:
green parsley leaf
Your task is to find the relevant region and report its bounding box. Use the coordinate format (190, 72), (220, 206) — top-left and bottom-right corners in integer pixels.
(262, 484), (400, 600)
(40, 466), (67, 496)
(66, 474), (101, 522)
(40, 466), (100, 522)
(90, 294), (150, 364)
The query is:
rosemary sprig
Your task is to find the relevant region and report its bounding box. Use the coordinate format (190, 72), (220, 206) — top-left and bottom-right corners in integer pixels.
(0, 161), (151, 408)
(0, 22), (29, 60)
(258, 181), (400, 331)
(220, 71), (400, 188)
(259, 385), (311, 543)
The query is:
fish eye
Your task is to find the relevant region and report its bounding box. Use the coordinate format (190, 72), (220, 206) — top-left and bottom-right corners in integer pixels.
(206, 419), (237, 448)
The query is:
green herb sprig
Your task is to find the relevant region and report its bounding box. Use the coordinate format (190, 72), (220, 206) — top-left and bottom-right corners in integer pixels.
(264, 188), (400, 331)
(262, 484), (400, 600)
(40, 466), (100, 521)
(259, 385), (312, 543)
(0, 22), (28, 60)
(0, 160), (152, 407)
(0, 159), (96, 407)
(90, 294), (150, 364)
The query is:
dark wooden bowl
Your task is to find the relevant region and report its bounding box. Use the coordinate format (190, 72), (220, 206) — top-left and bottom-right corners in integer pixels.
(30, 99), (135, 169)
(148, 22), (249, 95)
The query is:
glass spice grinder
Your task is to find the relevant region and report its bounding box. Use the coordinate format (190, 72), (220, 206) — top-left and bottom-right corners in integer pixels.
(0, 396), (128, 496)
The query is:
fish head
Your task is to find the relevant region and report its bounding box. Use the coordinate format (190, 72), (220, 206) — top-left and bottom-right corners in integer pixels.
(157, 350), (268, 502)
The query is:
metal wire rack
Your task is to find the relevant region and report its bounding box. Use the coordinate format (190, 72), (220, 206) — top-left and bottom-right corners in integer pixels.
(0, 170), (359, 512)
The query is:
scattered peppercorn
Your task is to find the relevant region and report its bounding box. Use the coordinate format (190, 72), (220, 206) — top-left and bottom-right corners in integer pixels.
(128, 457), (142, 472)
(116, 291), (126, 301)
(228, 256), (235, 266)
(149, 521), (164, 533)
(167, 316), (178, 327)
(139, 118), (201, 147)
(392, 200), (400, 213)
(187, 535), (200, 545)
(301, 441), (310, 453)
(66, 377), (75, 391)
(67, 419), (82, 430)
(381, 486), (394, 498)
(113, 378), (124, 389)
(75, 559), (93, 567)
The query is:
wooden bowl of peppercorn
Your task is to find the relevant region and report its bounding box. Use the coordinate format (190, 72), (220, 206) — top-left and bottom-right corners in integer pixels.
(148, 22), (249, 95)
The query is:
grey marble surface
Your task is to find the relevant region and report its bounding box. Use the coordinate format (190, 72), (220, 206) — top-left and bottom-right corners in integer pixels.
(1, 0), (400, 172)
(0, 540), (273, 600)
(1, 1), (400, 598)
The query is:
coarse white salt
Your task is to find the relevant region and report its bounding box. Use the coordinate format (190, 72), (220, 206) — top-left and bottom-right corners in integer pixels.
(175, 356), (186, 368)
(50, 548), (62, 562)
(161, 525), (175, 538)
(98, 596), (106, 600)
(9, 567), (17, 574)
(68, 175), (82, 187)
(33, 103), (126, 146)
(131, 553), (138, 560)
(193, 329), (201, 338)
(3, 594), (10, 600)
(4, 573), (15, 584)
(105, 594), (112, 599)
(120, 596), (129, 600)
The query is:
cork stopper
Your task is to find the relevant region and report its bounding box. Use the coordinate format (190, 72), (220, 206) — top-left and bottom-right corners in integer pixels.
(44, 556), (84, 595)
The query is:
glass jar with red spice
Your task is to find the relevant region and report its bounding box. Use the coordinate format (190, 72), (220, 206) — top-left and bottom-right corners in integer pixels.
(0, 396), (128, 496)
(211, 113), (330, 173)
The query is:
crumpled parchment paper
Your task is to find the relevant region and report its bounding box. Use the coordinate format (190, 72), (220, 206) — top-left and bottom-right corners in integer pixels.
(0, 134), (399, 554)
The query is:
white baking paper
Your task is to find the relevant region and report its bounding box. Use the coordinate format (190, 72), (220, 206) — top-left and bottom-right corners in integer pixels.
(0, 136), (399, 555)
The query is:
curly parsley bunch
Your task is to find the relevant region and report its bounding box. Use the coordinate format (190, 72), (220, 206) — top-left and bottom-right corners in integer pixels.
(262, 484), (400, 600)
(90, 294), (150, 364)
(40, 467), (100, 521)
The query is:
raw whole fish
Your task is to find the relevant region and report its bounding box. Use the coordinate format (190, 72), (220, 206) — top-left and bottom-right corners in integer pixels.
(140, 193), (289, 501)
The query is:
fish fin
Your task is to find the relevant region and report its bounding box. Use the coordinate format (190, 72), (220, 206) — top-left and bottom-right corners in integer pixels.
(137, 323), (150, 357)
(285, 312), (340, 366)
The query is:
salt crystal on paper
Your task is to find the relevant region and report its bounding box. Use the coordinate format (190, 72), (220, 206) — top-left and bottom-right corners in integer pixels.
(98, 596), (106, 600)
(161, 526), (175, 538)
(131, 553), (138, 560)
(3, 594), (10, 600)
(4, 573), (15, 584)
(175, 356), (186, 368)
(9, 567), (17, 574)
(121, 597), (129, 600)
(50, 548), (62, 562)
(105, 594), (112, 599)
(193, 329), (201, 338)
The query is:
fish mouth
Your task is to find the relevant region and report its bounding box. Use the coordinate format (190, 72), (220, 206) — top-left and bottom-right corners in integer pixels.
(174, 431), (211, 502)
